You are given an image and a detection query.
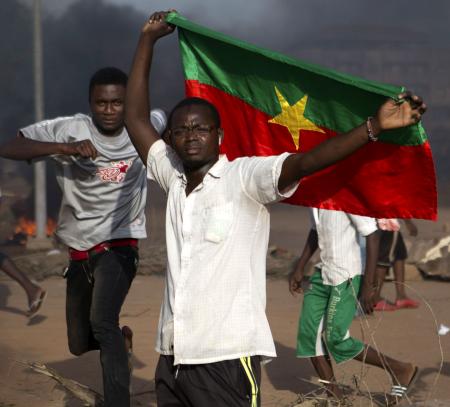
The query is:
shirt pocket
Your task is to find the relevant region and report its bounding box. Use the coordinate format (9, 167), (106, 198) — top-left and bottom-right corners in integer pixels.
(204, 201), (234, 244)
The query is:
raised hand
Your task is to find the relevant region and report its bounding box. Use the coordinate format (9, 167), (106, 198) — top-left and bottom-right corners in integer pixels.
(141, 10), (176, 39)
(376, 92), (427, 131)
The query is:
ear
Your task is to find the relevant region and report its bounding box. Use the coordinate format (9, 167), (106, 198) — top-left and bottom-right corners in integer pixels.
(218, 128), (224, 145)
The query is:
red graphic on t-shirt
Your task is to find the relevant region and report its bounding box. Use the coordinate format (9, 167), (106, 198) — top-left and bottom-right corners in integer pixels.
(96, 160), (133, 183)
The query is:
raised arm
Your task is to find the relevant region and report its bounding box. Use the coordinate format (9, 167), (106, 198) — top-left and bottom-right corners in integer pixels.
(0, 133), (97, 161)
(289, 228), (318, 296)
(125, 11), (175, 164)
(278, 93), (427, 191)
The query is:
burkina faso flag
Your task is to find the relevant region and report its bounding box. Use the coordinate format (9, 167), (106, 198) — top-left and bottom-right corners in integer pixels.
(167, 13), (437, 220)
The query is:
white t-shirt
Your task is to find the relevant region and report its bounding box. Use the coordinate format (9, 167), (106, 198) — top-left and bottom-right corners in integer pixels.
(310, 208), (377, 285)
(21, 113), (147, 250)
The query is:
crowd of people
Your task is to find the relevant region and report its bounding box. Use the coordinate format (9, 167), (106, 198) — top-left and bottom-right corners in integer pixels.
(0, 10), (427, 407)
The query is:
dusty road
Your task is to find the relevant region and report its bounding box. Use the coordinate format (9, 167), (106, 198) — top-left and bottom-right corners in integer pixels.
(1, 274), (449, 406)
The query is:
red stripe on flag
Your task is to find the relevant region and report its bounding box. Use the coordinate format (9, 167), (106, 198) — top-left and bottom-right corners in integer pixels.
(185, 80), (437, 220)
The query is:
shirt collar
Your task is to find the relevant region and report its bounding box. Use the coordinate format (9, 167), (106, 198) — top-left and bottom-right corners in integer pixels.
(177, 154), (229, 184)
(208, 154), (228, 179)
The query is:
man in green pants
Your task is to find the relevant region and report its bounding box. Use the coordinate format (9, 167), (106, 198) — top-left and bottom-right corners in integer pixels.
(289, 208), (418, 404)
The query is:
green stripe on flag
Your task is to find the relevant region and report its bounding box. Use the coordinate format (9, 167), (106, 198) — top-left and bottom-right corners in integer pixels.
(167, 12), (427, 146)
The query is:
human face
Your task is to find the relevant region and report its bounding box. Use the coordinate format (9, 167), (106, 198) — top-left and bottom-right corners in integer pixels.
(89, 84), (125, 136)
(169, 105), (221, 169)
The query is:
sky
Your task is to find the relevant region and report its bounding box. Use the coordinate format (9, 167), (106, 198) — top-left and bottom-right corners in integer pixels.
(36, 0), (450, 49)
(3, 0), (450, 209)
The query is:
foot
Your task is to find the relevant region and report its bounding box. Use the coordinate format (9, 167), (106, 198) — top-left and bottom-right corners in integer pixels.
(122, 325), (133, 373)
(26, 285), (47, 318)
(374, 299), (398, 311)
(388, 364), (418, 405)
(325, 384), (343, 400)
(395, 297), (419, 309)
(318, 379), (344, 400)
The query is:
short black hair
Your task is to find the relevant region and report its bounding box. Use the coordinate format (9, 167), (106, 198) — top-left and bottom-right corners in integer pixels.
(168, 97), (221, 128)
(88, 67), (128, 100)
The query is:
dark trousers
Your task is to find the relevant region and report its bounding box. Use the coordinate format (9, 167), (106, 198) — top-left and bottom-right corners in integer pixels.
(156, 355), (261, 407)
(65, 246), (138, 407)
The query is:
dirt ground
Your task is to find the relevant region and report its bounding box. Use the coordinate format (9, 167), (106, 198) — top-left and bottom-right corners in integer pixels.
(1, 203), (450, 406)
(1, 274), (449, 407)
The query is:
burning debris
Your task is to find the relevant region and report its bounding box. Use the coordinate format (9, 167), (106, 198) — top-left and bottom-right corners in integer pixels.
(5, 217), (57, 246)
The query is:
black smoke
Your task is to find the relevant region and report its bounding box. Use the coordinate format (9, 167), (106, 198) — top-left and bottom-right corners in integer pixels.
(2, 0), (449, 204)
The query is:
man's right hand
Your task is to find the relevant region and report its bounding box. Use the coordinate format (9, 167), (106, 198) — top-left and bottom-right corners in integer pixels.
(289, 268), (305, 296)
(142, 11), (176, 39)
(62, 140), (98, 159)
(359, 283), (376, 315)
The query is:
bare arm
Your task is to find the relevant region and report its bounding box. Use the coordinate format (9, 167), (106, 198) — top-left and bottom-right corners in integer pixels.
(278, 93), (427, 191)
(359, 230), (380, 314)
(0, 133), (97, 161)
(288, 228), (318, 296)
(125, 11), (175, 164)
(403, 219), (418, 236)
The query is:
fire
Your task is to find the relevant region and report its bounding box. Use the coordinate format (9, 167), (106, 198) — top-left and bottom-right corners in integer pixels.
(14, 217), (56, 237)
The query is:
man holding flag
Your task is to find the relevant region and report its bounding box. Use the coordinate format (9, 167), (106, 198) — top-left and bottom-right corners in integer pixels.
(125, 10), (426, 407)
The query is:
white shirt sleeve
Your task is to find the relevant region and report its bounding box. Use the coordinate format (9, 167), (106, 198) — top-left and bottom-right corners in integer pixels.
(146, 139), (182, 193)
(239, 152), (300, 205)
(20, 116), (73, 143)
(348, 213), (378, 237)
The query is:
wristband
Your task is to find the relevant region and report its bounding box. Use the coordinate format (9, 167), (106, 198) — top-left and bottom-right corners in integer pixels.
(366, 116), (378, 142)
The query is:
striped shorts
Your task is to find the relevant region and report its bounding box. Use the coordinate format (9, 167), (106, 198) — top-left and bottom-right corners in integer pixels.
(156, 354), (261, 406)
(296, 269), (364, 364)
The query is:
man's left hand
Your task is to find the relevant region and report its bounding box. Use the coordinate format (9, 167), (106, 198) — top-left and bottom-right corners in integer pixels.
(376, 91), (427, 132)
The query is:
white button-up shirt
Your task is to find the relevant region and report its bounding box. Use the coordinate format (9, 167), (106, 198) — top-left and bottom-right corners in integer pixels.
(147, 140), (298, 365)
(310, 208), (377, 286)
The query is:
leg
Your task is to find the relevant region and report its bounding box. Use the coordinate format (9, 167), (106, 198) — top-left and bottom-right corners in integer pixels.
(373, 265), (397, 311)
(296, 270), (341, 397)
(310, 355), (342, 398)
(89, 246), (138, 407)
(374, 265), (388, 302)
(0, 252), (45, 315)
(320, 274), (416, 404)
(392, 259), (407, 300)
(355, 346), (415, 384)
(323, 277), (365, 397)
(66, 260), (98, 355)
(392, 233), (419, 308)
(373, 232), (398, 311)
(354, 346), (417, 404)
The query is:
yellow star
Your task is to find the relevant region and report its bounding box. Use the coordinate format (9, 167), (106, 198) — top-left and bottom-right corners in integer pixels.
(269, 87), (325, 149)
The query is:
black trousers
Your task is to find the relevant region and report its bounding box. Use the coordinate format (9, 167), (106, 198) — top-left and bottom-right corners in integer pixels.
(65, 246), (138, 407)
(156, 354), (262, 407)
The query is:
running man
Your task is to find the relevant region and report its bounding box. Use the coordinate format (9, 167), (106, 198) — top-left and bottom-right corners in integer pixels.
(0, 67), (166, 407)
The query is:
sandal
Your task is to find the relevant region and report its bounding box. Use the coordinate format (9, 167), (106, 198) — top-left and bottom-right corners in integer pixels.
(395, 298), (419, 309)
(389, 366), (419, 405)
(26, 289), (47, 318)
(374, 299), (397, 311)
